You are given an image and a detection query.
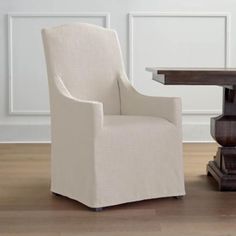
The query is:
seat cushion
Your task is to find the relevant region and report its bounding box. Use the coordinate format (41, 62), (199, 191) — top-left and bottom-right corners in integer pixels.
(104, 115), (174, 131)
(100, 115), (177, 149)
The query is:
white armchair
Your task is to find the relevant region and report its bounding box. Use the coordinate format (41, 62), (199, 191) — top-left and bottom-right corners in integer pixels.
(42, 23), (185, 210)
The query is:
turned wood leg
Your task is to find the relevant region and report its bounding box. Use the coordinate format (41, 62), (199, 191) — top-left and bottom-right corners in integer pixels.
(207, 87), (236, 191)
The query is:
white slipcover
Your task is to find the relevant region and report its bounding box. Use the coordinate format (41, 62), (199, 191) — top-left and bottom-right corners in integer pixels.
(42, 23), (185, 208)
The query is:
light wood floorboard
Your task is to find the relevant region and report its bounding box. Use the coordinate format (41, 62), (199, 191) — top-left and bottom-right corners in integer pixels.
(0, 143), (236, 235)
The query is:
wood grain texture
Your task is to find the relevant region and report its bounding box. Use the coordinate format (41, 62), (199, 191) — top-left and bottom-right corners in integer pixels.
(0, 143), (236, 235)
(209, 87), (236, 190)
(147, 67), (236, 86)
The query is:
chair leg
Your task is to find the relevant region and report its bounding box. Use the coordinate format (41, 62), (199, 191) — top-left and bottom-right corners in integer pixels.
(175, 196), (184, 200)
(93, 207), (103, 212)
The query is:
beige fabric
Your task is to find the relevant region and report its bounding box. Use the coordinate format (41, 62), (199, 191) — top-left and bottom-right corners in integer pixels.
(42, 23), (122, 115)
(42, 23), (185, 208)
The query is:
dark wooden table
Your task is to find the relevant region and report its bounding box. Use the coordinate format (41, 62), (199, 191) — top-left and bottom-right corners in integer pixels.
(146, 67), (236, 191)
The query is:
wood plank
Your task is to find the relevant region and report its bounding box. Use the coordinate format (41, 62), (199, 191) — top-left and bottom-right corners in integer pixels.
(146, 67), (236, 86)
(0, 143), (236, 235)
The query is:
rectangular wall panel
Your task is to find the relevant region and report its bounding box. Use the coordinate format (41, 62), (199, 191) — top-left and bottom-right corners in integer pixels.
(129, 13), (230, 115)
(8, 13), (110, 115)
(0, 3), (233, 142)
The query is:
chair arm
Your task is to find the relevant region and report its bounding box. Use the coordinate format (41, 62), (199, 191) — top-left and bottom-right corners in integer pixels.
(56, 95), (104, 134)
(51, 75), (104, 135)
(118, 72), (182, 127)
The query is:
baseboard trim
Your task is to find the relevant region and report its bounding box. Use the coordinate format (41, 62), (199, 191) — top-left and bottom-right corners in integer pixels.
(0, 124), (50, 142)
(0, 141), (217, 144)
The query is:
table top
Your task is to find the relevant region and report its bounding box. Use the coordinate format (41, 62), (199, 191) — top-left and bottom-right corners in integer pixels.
(146, 67), (236, 86)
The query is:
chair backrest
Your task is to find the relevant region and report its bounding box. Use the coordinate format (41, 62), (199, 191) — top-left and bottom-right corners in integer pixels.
(42, 23), (125, 115)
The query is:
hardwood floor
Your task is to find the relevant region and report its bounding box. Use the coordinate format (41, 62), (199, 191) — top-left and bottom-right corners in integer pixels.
(0, 143), (236, 235)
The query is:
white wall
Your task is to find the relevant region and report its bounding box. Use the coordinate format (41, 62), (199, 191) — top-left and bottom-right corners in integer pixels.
(0, 0), (235, 142)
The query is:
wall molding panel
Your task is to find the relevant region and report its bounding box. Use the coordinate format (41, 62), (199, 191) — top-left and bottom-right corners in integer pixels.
(1, 2), (235, 143)
(7, 12), (110, 116)
(128, 12), (231, 116)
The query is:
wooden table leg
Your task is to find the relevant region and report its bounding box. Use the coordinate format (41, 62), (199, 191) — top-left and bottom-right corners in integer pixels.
(207, 87), (236, 191)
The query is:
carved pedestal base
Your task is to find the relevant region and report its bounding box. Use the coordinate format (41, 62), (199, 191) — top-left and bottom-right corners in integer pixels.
(208, 87), (236, 191)
(207, 147), (236, 191)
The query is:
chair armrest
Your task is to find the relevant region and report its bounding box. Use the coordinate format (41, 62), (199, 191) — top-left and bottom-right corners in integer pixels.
(58, 95), (103, 134)
(51, 75), (103, 135)
(118, 72), (182, 127)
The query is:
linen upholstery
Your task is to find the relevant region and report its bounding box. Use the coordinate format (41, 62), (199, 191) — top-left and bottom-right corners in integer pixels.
(42, 23), (185, 208)
(42, 23), (122, 115)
